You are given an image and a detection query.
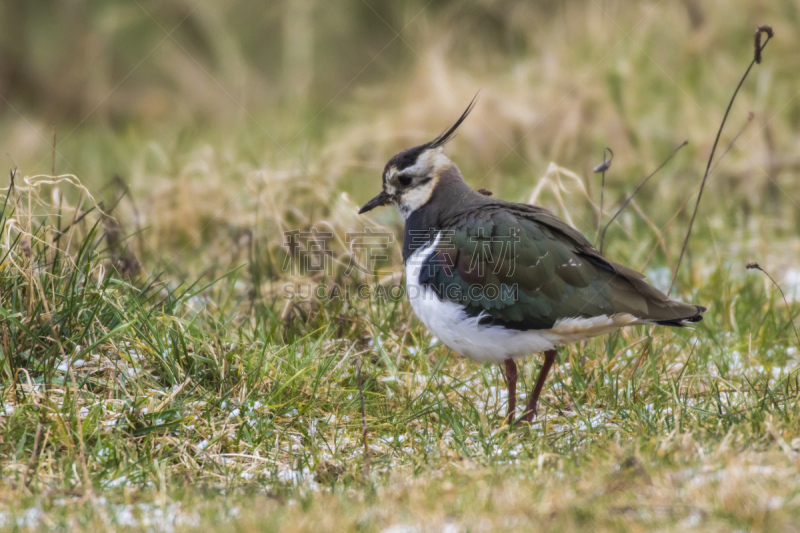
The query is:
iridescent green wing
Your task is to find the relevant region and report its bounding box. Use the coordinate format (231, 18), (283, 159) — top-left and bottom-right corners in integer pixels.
(421, 203), (702, 330)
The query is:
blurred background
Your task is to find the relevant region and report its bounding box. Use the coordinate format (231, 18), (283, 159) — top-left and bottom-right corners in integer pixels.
(0, 0), (798, 291)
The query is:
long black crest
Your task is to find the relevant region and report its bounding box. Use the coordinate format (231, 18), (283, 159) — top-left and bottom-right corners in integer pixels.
(427, 92), (479, 149)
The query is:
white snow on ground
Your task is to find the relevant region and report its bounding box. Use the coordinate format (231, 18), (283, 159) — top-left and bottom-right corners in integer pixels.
(0, 500), (242, 532)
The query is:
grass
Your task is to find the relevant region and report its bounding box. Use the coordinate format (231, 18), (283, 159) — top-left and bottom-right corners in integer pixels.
(1, 1), (800, 531)
(1, 167), (799, 532)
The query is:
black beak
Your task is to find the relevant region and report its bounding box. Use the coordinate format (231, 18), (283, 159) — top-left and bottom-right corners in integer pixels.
(358, 191), (391, 214)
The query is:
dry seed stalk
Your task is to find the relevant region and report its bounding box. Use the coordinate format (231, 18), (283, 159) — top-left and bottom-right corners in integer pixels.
(670, 25), (774, 294)
(599, 141), (686, 255)
(746, 262), (800, 350)
(594, 147), (613, 246)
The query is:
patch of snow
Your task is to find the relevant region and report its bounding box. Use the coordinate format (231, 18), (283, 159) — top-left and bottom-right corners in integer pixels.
(105, 476), (128, 488)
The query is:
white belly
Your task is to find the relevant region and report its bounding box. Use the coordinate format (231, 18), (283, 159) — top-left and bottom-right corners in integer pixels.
(405, 233), (638, 364)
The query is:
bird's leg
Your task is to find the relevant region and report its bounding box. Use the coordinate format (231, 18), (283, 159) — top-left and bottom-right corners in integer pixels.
(503, 359), (518, 425)
(520, 349), (557, 423)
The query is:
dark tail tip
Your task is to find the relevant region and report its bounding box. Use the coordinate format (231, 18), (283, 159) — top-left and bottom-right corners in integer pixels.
(654, 305), (706, 328)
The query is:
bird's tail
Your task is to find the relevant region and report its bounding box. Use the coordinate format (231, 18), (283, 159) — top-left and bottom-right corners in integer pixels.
(650, 304), (707, 327)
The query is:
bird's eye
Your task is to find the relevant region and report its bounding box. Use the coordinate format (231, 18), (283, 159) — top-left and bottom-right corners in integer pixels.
(398, 175), (412, 187)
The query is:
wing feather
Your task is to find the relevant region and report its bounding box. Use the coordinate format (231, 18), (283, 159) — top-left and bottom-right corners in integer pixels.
(420, 202), (705, 330)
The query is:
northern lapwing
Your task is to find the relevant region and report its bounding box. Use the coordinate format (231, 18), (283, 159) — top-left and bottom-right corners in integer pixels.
(359, 98), (706, 424)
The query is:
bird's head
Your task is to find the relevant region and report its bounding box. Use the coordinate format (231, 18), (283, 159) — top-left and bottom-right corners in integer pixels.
(359, 96), (477, 219)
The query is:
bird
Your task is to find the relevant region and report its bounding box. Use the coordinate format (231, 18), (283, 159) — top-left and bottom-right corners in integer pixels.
(358, 97), (706, 424)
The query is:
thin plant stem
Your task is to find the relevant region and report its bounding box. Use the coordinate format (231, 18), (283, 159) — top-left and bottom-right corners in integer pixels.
(669, 27), (773, 294)
(600, 141), (687, 255)
(747, 262), (800, 350)
(594, 147), (613, 247)
(711, 111), (755, 173)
